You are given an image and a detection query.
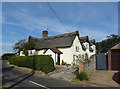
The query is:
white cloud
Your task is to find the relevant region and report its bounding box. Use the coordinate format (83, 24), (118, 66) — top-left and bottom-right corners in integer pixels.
(3, 22), (21, 26)
(2, 42), (14, 47)
(79, 28), (109, 41)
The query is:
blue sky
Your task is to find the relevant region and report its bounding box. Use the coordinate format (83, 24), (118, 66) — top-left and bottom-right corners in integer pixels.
(2, 2), (118, 55)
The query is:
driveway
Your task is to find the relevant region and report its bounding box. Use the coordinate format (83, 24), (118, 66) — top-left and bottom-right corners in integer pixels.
(82, 70), (120, 87)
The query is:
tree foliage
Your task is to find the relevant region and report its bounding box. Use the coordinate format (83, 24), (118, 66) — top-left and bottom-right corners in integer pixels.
(12, 39), (35, 56)
(96, 34), (120, 53)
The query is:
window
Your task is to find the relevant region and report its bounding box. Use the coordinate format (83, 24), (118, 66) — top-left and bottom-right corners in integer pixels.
(86, 44), (88, 48)
(73, 55), (76, 61)
(76, 46), (79, 52)
(30, 50), (32, 54)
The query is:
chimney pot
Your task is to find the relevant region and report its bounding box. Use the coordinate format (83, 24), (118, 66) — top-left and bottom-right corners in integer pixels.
(42, 30), (48, 38)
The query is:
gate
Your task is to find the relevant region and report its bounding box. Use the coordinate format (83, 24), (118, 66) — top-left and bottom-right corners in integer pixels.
(96, 54), (108, 70)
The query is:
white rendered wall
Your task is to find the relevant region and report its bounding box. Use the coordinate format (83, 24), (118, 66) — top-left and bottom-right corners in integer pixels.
(70, 36), (85, 62)
(28, 49), (36, 56)
(58, 47), (72, 64)
(36, 50), (44, 55)
(20, 51), (25, 56)
(89, 45), (96, 56)
(44, 49), (56, 65)
(58, 36), (85, 64)
(83, 42), (91, 57)
(83, 42), (96, 58)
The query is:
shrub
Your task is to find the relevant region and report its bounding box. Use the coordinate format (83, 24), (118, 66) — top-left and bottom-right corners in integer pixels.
(8, 55), (55, 73)
(1, 53), (15, 60)
(9, 56), (33, 68)
(76, 71), (89, 81)
(56, 62), (60, 65)
(34, 55), (55, 73)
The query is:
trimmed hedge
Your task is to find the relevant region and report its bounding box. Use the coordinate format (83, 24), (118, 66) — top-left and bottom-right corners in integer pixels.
(8, 55), (55, 73)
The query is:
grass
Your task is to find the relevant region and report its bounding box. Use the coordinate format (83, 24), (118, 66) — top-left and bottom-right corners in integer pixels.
(1, 85), (8, 89)
(71, 79), (80, 82)
(55, 66), (63, 69)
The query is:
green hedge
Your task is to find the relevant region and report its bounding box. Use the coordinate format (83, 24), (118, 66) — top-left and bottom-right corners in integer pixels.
(8, 55), (55, 73)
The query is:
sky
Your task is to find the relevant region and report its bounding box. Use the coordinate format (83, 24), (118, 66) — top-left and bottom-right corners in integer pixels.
(1, 2), (118, 55)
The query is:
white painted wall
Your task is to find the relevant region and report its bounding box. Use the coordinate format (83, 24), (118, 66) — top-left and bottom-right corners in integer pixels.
(20, 51), (25, 56)
(44, 49), (56, 65)
(28, 49), (36, 56)
(19, 35), (96, 65)
(83, 42), (96, 58)
(58, 36), (85, 64)
(89, 45), (96, 56)
(58, 47), (72, 64)
(36, 50), (45, 55)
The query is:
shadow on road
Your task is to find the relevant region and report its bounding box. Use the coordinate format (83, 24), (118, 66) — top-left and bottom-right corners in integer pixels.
(2, 58), (36, 89)
(4, 70), (35, 89)
(2, 66), (14, 72)
(112, 71), (120, 84)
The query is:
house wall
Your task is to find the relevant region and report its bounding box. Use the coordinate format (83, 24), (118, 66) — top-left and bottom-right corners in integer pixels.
(90, 45), (96, 56)
(19, 36), (96, 65)
(20, 51), (25, 56)
(58, 47), (72, 64)
(83, 42), (90, 57)
(44, 49), (57, 65)
(83, 42), (96, 58)
(58, 36), (85, 64)
(28, 49), (36, 56)
(36, 50), (45, 55)
(20, 50), (36, 56)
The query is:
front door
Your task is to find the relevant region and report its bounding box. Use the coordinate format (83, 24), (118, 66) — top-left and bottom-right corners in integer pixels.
(57, 54), (60, 64)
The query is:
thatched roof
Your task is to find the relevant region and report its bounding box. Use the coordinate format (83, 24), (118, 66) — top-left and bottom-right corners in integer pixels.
(28, 31), (95, 51)
(89, 39), (95, 46)
(29, 31), (79, 50)
(80, 36), (89, 43)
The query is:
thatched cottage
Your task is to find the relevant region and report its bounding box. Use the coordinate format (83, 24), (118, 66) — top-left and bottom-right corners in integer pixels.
(20, 31), (96, 65)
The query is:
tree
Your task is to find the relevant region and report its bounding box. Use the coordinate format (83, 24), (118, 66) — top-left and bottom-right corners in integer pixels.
(13, 39), (26, 52)
(96, 34), (120, 53)
(13, 39), (35, 56)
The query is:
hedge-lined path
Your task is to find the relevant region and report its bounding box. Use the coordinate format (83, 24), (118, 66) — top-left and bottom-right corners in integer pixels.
(2, 60), (90, 88)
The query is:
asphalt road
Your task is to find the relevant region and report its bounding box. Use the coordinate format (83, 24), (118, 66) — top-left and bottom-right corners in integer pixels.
(2, 60), (88, 89)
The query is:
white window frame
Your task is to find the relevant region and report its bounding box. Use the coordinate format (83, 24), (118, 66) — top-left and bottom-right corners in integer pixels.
(76, 46), (79, 52)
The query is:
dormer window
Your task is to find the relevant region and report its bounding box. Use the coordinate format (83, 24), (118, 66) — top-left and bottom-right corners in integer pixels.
(76, 46), (79, 52)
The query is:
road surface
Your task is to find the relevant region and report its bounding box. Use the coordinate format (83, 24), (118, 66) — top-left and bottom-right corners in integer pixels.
(2, 60), (88, 89)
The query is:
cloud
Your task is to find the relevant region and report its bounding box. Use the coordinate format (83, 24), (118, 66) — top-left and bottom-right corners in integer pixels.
(79, 28), (109, 41)
(2, 42), (14, 47)
(2, 21), (21, 26)
(3, 5), (70, 33)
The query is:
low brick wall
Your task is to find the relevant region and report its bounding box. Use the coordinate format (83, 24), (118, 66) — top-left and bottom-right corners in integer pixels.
(83, 54), (96, 74)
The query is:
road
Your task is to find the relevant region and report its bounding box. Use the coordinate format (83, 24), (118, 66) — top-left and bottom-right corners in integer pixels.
(2, 60), (89, 88)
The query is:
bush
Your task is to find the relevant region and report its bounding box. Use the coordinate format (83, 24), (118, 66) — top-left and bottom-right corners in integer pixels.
(56, 62), (60, 65)
(34, 55), (55, 73)
(8, 55), (55, 73)
(76, 71), (89, 81)
(1, 53), (15, 60)
(9, 56), (33, 68)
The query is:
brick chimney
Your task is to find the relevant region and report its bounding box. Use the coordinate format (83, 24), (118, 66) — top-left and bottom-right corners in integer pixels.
(42, 30), (48, 38)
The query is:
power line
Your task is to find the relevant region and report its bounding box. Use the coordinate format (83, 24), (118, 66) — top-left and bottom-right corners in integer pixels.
(45, 1), (70, 32)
